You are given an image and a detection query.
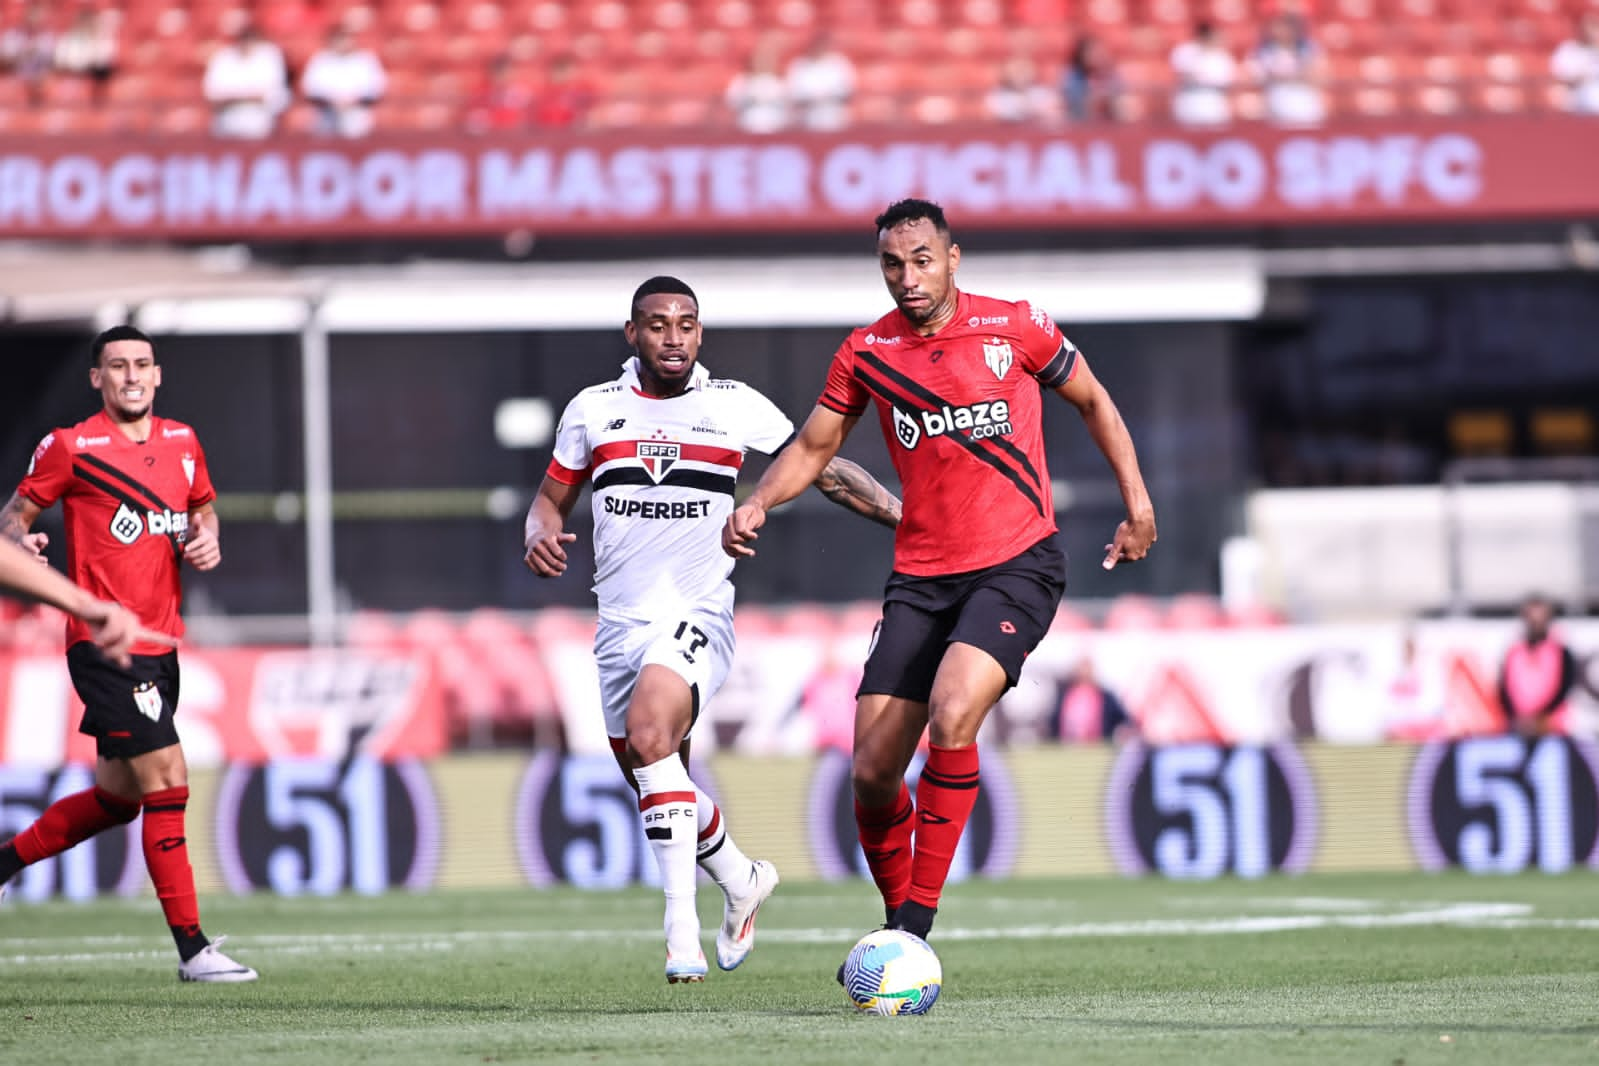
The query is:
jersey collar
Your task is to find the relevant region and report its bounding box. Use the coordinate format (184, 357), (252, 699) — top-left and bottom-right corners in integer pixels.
(620, 357), (710, 397)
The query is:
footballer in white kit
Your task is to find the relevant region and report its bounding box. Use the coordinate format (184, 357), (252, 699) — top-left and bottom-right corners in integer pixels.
(524, 277), (899, 985)
(548, 356), (792, 736)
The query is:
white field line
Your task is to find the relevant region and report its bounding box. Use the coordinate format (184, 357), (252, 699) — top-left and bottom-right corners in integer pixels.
(5, 902), (1599, 967)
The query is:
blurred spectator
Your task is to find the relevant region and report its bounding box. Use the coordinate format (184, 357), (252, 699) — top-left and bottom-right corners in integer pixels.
(1248, 13), (1326, 126)
(1051, 657), (1136, 744)
(533, 55), (593, 129)
(1169, 21), (1236, 126)
(986, 54), (1057, 124)
(799, 649), (863, 753)
(725, 39), (789, 134)
(1062, 35), (1123, 122)
(53, 6), (118, 106)
(1497, 594), (1578, 737)
(786, 32), (855, 131)
(1551, 14), (1599, 114)
(0, 3), (56, 107)
(301, 27), (387, 137)
(1384, 629), (1448, 742)
(203, 20), (289, 139)
(467, 55), (534, 133)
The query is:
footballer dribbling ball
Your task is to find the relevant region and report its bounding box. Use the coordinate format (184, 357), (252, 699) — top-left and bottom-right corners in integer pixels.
(841, 928), (942, 1016)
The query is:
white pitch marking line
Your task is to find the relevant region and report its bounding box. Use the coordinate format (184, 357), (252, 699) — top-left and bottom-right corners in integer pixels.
(6, 902), (1595, 966)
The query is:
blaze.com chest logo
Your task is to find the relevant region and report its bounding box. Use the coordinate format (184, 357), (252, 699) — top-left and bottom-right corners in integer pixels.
(108, 502), (188, 546)
(893, 399), (1013, 451)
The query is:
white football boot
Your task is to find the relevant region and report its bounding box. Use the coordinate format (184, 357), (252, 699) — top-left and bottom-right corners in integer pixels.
(665, 950), (708, 984)
(178, 936), (259, 983)
(715, 859), (780, 971)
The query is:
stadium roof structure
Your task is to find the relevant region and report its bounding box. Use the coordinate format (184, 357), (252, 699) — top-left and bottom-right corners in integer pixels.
(0, 242), (313, 327)
(0, 243), (1269, 332)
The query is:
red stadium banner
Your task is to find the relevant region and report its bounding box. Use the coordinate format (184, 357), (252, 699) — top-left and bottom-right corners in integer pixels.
(0, 646), (446, 767)
(0, 116), (1594, 239)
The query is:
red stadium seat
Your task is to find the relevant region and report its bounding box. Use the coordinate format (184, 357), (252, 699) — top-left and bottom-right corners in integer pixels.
(155, 105), (210, 135)
(1164, 593), (1227, 630)
(1103, 594), (1163, 631)
(1049, 605), (1096, 633)
(1473, 80), (1530, 115)
(1412, 80), (1465, 115)
(345, 610), (404, 649)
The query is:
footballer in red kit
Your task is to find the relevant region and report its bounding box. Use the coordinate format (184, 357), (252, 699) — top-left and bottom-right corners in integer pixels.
(725, 199), (1157, 965)
(819, 291), (1072, 576)
(0, 325), (257, 982)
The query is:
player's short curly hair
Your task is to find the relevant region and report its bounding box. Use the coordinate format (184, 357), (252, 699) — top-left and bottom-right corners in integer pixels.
(874, 199), (951, 241)
(90, 324), (156, 365)
(631, 276), (699, 318)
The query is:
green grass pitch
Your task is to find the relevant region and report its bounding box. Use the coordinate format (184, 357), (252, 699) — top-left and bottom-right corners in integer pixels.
(2, 872), (1596, 1066)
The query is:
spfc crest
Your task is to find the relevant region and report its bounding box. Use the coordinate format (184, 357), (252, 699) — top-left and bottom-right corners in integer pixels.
(638, 440), (680, 481)
(983, 339), (1013, 380)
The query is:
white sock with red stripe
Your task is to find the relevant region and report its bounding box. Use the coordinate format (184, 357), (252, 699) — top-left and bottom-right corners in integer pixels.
(634, 755), (702, 959)
(694, 786), (754, 893)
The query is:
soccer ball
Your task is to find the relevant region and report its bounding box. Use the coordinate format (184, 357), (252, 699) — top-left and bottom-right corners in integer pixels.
(840, 928), (942, 1016)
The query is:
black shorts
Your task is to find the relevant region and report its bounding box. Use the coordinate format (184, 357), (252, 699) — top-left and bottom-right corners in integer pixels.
(858, 535), (1066, 703)
(66, 643), (182, 760)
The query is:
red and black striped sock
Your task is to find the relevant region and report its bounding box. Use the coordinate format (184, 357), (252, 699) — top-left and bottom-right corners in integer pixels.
(141, 786), (207, 960)
(855, 780), (915, 914)
(907, 743), (981, 910)
(0, 786), (139, 882)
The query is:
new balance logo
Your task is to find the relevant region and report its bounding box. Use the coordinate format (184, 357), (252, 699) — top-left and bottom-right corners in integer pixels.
(603, 418), (626, 431)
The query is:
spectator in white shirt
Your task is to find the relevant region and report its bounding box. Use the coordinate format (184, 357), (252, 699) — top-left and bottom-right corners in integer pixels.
(203, 20), (288, 138)
(1249, 14), (1326, 126)
(301, 27), (387, 137)
(1551, 14), (1599, 114)
(986, 55), (1058, 124)
(54, 7), (119, 106)
(725, 38), (789, 134)
(0, 3), (55, 107)
(786, 32), (856, 131)
(1169, 21), (1236, 126)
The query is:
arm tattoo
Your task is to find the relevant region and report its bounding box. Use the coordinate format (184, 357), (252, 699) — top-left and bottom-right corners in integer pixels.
(813, 458), (901, 529)
(0, 494), (31, 544)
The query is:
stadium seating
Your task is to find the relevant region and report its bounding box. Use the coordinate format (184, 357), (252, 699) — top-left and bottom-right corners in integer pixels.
(0, 0), (1585, 135)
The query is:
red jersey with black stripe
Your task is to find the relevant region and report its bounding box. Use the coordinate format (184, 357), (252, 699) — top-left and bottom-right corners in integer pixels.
(819, 290), (1078, 576)
(17, 410), (215, 655)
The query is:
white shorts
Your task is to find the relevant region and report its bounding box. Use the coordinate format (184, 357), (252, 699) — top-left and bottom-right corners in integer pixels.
(593, 609), (735, 740)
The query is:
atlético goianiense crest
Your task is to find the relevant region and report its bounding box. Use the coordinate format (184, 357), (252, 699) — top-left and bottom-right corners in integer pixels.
(983, 339), (1013, 380)
(638, 436), (680, 482)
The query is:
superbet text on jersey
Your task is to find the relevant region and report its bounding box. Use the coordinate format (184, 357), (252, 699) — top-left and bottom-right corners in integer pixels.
(546, 360), (793, 625)
(18, 410), (216, 655)
(820, 292), (1078, 576)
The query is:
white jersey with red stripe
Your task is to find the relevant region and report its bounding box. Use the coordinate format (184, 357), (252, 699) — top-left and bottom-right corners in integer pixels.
(547, 359), (794, 625)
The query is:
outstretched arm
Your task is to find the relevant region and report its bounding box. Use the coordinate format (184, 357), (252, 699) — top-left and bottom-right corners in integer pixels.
(725, 405), (856, 558)
(0, 532), (173, 666)
(1053, 354), (1156, 570)
(812, 456), (900, 530)
(523, 476), (585, 577)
